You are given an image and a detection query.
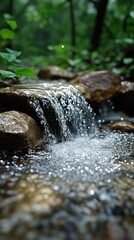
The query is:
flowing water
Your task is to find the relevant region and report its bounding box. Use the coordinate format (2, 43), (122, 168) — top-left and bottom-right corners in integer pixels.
(28, 84), (95, 141)
(0, 84), (134, 240)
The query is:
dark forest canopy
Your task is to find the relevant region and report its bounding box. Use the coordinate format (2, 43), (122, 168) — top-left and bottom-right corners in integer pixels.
(0, 0), (134, 79)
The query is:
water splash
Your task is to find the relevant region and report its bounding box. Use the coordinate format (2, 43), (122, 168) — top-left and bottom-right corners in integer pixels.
(27, 131), (134, 183)
(28, 84), (95, 142)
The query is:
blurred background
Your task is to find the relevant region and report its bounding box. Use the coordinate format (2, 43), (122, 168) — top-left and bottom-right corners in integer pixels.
(0, 0), (134, 80)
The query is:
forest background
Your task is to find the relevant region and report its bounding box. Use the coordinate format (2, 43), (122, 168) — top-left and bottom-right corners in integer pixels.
(0, 0), (134, 82)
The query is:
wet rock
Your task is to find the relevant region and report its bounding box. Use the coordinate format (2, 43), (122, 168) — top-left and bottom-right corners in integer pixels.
(0, 83), (79, 115)
(113, 81), (134, 116)
(0, 169), (134, 240)
(0, 111), (43, 150)
(0, 84), (64, 128)
(0, 83), (92, 141)
(74, 83), (92, 99)
(103, 120), (134, 132)
(14, 174), (63, 215)
(37, 65), (75, 80)
(119, 81), (134, 93)
(73, 70), (121, 103)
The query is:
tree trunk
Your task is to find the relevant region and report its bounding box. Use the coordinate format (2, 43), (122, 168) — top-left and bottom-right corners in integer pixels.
(8, 0), (14, 16)
(68, 0), (76, 58)
(90, 0), (109, 51)
(6, 0), (15, 49)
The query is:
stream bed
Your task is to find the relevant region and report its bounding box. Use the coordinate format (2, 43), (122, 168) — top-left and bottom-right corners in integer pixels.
(0, 130), (134, 240)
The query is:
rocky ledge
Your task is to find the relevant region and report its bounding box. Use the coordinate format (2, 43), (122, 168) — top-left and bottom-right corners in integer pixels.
(0, 69), (134, 150)
(0, 83), (84, 150)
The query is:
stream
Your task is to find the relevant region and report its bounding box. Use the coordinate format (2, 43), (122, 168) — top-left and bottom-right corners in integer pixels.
(0, 84), (134, 240)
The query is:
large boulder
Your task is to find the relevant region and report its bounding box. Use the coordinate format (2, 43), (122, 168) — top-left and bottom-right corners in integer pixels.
(37, 65), (75, 80)
(73, 70), (121, 103)
(0, 111), (43, 150)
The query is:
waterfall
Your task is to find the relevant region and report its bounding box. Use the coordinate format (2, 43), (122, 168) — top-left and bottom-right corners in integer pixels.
(28, 84), (95, 142)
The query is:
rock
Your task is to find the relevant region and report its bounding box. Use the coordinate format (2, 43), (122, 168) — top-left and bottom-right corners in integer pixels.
(74, 83), (92, 99)
(37, 65), (75, 80)
(113, 81), (134, 116)
(119, 81), (134, 93)
(0, 111), (43, 150)
(0, 83), (85, 141)
(0, 83), (69, 125)
(73, 70), (121, 103)
(14, 174), (63, 215)
(103, 120), (134, 132)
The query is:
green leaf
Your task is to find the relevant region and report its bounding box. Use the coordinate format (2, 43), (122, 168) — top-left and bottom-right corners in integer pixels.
(0, 28), (15, 40)
(112, 68), (122, 75)
(0, 49), (21, 63)
(0, 52), (17, 62)
(47, 45), (54, 51)
(4, 13), (12, 20)
(124, 38), (134, 44)
(14, 67), (37, 78)
(6, 48), (21, 57)
(123, 58), (133, 65)
(0, 70), (16, 79)
(91, 51), (99, 58)
(6, 20), (17, 30)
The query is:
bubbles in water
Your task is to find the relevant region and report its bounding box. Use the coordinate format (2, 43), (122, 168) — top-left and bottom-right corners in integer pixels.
(27, 132), (134, 183)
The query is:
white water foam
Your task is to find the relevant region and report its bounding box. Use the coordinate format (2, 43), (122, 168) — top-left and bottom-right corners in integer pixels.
(28, 84), (95, 142)
(25, 84), (134, 183)
(28, 131), (134, 183)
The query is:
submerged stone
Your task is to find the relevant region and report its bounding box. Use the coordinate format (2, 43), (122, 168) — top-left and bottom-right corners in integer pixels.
(73, 70), (121, 102)
(119, 81), (134, 93)
(0, 111), (43, 150)
(103, 120), (134, 132)
(14, 174), (63, 215)
(37, 65), (75, 80)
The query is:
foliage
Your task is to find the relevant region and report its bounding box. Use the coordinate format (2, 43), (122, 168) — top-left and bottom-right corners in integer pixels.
(0, 14), (17, 47)
(0, 0), (134, 81)
(0, 48), (36, 83)
(0, 15), (36, 85)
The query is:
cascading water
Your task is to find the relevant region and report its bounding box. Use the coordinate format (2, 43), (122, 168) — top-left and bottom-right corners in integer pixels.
(22, 83), (134, 183)
(0, 83), (134, 240)
(28, 84), (96, 142)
